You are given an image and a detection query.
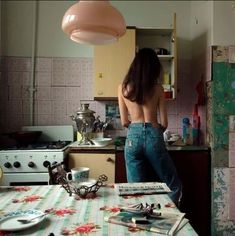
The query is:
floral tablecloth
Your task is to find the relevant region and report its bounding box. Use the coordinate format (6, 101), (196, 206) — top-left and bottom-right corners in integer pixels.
(0, 185), (198, 236)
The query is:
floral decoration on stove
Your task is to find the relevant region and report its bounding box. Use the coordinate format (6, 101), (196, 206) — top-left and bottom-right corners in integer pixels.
(12, 186), (31, 191)
(45, 208), (76, 217)
(100, 205), (120, 213)
(12, 194), (43, 203)
(61, 223), (101, 235)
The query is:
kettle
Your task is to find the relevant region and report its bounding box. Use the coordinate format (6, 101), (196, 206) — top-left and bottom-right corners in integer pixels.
(70, 103), (96, 145)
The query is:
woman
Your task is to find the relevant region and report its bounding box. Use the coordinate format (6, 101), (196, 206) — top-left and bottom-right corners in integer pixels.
(118, 48), (182, 205)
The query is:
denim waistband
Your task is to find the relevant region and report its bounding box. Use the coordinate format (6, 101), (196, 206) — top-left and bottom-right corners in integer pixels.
(128, 123), (154, 128)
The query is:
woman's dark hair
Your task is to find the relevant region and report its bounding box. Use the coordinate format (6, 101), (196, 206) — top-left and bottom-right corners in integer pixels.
(122, 47), (162, 104)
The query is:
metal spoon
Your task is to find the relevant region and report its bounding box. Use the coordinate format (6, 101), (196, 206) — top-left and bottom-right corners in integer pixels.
(17, 213), (47, 224)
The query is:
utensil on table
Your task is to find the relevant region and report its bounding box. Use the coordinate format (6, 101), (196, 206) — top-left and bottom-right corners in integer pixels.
(17, 213), (47, 224)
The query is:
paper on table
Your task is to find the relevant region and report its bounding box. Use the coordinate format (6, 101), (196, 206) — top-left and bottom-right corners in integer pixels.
(105, 209), (185, 236)
(114, 182), (171, 196)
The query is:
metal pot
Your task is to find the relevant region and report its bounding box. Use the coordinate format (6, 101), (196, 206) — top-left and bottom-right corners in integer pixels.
(70, 103), (96, 144)
(7, 131), (42, 144)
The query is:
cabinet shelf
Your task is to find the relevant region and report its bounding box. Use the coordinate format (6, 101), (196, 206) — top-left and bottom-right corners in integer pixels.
(158, 55), (174, 60)
(93, 13), (177, 100)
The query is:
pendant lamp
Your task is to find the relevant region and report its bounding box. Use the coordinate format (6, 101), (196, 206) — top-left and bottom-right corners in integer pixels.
(61, 0), (126, 45)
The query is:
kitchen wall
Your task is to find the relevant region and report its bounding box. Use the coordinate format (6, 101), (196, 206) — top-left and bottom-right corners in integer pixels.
(0, 1), (205, 143)
(190, 1), (235, 235)
(2, 1), (235, 234)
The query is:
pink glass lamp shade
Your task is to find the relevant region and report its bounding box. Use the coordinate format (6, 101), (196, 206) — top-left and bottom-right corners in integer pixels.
(62, 1), (126, 45)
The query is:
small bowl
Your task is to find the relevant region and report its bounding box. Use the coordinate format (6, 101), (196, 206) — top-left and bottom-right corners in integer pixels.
(91, 138), (112, 147)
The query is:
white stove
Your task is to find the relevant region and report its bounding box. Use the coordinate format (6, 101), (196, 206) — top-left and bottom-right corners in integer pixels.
(0, 125), (74, 186)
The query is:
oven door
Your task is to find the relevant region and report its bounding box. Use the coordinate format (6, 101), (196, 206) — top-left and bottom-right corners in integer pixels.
(2, 173), (49, 186)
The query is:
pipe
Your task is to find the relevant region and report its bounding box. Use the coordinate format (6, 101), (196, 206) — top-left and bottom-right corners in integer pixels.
(29, 1), (39, 125)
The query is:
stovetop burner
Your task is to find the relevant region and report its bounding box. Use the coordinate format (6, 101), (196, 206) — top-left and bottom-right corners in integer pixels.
(2, 141), (71, 151)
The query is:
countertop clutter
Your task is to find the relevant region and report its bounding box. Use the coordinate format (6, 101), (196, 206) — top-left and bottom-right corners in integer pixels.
(68, 141), (209, 151)
(0, 185), (198, 235)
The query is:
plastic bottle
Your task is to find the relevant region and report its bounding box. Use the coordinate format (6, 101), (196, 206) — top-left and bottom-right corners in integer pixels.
(192, 104), (200, 145)
(182, 117), (193, 145)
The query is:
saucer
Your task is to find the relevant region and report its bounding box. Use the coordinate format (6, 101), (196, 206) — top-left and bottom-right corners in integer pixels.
(0, 209), (46, 231)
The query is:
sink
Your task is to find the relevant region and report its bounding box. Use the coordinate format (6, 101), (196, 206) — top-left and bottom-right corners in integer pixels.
(68, 141), (111, 148)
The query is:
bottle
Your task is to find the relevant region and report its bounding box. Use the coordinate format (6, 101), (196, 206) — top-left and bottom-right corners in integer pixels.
(182, 117), (193, 145)
(192, 104), (200, 145)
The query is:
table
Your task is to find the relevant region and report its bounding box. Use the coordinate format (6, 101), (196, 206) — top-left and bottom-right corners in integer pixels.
(0, 185), (198, 235)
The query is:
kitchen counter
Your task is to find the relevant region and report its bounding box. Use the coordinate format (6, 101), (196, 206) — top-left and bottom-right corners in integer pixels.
(68, 141), (116, 153)
(68, 141), (209, 152)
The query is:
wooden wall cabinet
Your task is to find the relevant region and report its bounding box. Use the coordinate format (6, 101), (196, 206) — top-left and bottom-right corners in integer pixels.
(93, 14), (177, 100)
(93, 29), (136, 100)
(136, 13), (177, 99)
(68, 153), (115, 183)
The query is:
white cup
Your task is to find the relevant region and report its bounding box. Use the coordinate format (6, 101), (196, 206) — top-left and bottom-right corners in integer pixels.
(66, 167), (89, 182)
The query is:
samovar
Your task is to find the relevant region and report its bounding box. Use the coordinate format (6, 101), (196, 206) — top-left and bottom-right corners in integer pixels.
(70, 103), (96, 145)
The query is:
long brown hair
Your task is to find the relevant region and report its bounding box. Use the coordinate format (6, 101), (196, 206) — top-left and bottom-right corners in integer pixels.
(122, 48), (162, 104)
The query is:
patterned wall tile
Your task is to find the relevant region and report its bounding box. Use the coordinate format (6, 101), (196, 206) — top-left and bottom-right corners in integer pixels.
(166, 100), (177, 115)
(7, 72), (23, 86)
(66, 87), (81, 101)
(7, 100), (23, 114)
(80, 58), (94, 100)
(52, 71), (66, 86)
(7, 57), (31, 72)
(35, 87), (51, 100)
(66, 73), (81, 87)
(66, 100), (81, 116)
(8, 86), (22, 100)
(52, 100), (67, 115)
(168, 114), (178, 129)
(36, 100), (52, 115)
(22, 100), (30, 114)
(35, 57), (52, 72)
(35, 72), (52, 86)
(53, 58), (70, 72)
(36, 114), (53, 126)
(51, 87), (66, 100)
(22, 87), (30, 100)
(7, 113), (23, 132)
(22, 114), (31, 126)
(3, 56), (207, 141)
(52, 114), (71, 126)
(22, 72), (31, 86)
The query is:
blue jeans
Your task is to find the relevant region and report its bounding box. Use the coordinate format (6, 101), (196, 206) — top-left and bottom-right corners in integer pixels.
(124, 123), (182, 204)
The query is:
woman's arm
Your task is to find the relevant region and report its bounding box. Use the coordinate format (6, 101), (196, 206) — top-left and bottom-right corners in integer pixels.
(158, 85), (168, 130)
(118, 84), (131, 128)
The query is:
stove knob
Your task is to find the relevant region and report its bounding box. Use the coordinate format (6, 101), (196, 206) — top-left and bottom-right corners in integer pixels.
(28, 162), (35, 168)
(13, 161), (21, 168)
(52, 161), (58, 166)
(43, 161), (51, 168)
(4, 162), (12, 168)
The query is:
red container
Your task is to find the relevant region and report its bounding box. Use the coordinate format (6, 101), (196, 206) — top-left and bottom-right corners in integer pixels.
(164, 91), (173, 99)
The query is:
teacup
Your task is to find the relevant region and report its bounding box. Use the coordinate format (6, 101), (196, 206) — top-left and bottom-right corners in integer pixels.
(66, 167), (89, 182)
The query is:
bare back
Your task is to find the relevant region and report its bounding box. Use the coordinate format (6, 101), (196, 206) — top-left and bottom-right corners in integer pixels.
(118, 83), (168, 129)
